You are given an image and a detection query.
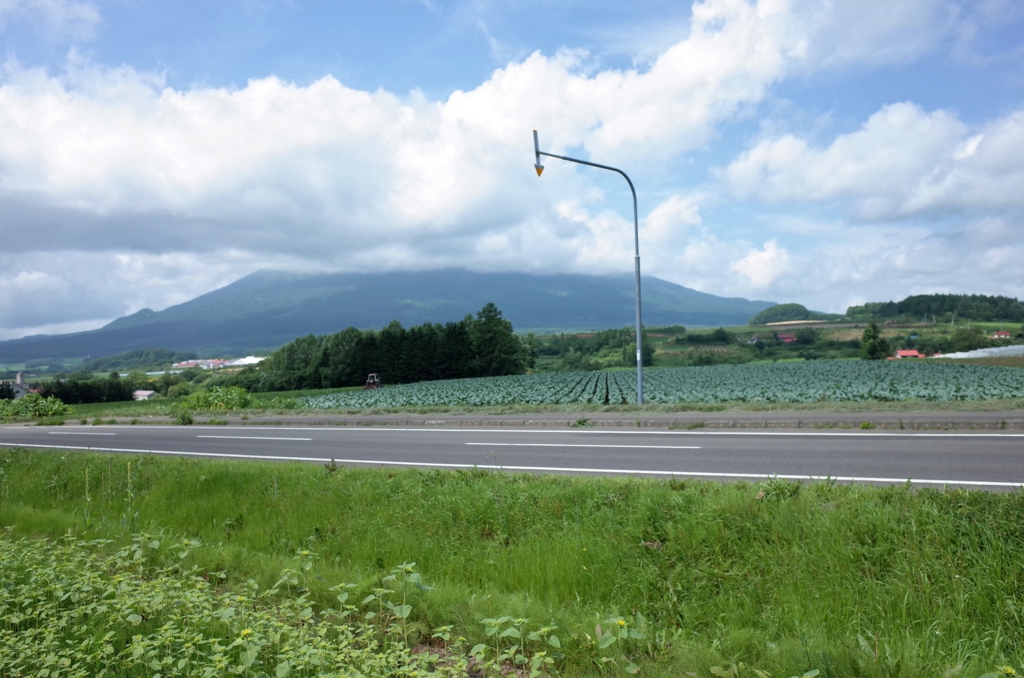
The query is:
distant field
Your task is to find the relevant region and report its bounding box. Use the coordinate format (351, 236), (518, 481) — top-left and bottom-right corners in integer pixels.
(303, 361), (1024, 409)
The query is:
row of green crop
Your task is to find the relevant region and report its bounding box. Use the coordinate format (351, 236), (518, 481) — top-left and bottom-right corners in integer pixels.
(301, 360), (1024, 409)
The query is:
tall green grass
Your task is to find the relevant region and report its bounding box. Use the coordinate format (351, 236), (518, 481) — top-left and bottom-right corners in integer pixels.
(1, 448), (1023, 676)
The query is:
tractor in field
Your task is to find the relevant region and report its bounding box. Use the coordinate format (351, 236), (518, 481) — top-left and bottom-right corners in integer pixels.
(364, 373), (382, 389)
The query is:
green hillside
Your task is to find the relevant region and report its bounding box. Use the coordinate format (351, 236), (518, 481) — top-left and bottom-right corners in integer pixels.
(0, 270), (774, 361)
(748, 303), (843, 325)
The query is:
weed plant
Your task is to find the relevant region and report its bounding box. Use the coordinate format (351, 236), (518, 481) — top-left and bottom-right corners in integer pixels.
(2, 449), (1024, 676)
(0, 533), (471, 677)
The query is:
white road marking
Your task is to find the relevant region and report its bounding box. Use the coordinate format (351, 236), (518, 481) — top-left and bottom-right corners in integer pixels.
(3, 424), (1022, 437)
(47, 432), (116, 436)
(0, 441), (1020, 488)
(466, 442), (701, 449)
(196, 435), (312, 441)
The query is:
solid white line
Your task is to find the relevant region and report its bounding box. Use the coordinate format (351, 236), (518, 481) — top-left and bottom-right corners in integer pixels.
(196, 435), (312, 441)
(0, 441), (1020, 488)
(466, 442), (701, 450)
(17, 424), (1021, 438)
(47, 432), (116, 436)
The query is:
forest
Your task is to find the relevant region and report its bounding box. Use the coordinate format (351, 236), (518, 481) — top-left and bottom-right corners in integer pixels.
(847, 293), (1024, 322)
(37, 371), (136, 404)
(218, 303), (536, 392)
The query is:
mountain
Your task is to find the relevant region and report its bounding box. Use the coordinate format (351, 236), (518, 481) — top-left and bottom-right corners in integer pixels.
(0, 270), (775, 361)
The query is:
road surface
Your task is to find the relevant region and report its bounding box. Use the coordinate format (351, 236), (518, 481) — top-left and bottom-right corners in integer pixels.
(2, 423), (1023, 489)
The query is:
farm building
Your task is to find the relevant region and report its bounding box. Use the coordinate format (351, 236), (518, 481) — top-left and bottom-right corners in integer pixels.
(775, 333), (797, 344)
(1, 381), (31, 399)
(895, 349), (924, 359)
(133, 390), (158, 400)
(993, 331), (1012, 339)
(1, 372), (32, 399)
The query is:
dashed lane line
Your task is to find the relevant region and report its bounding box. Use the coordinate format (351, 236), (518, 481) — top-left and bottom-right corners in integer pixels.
(0, 441), (1020, 489)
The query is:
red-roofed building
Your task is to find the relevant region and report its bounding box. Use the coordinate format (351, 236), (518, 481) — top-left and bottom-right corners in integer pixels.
(776, 333), (797, 344)
(895, 349), (923, 359)
(993, 331), (1012, 339)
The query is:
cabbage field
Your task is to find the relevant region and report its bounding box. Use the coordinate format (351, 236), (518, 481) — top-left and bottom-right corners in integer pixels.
(300, 360), (1024, 408)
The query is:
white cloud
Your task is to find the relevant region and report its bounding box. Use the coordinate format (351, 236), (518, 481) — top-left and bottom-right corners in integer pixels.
(0, 0), (1018, 338)
(722, 102), (1024, 219)
(0, 248), (318, 336)
(730, 238), (791, 289)
(643, 193), (702, 243)
(0, 0), (100, 40)
(0, 0), (953, 244)
(0, 0), (819, 277)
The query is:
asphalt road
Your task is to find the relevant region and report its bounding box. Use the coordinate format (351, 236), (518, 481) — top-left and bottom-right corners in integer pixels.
(2, 423), (1023, 489)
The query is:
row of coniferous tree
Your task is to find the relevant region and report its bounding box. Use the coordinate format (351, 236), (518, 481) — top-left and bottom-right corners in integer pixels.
(220, 303), (536, 392)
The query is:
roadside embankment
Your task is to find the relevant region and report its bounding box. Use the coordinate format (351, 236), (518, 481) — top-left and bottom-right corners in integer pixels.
(21, 408), (1023, 430)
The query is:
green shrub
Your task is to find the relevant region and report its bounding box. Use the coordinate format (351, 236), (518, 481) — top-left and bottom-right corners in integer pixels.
(181, 386), (256, 410)
(167, 381), (194, 398)
(0, 394), (74, 420)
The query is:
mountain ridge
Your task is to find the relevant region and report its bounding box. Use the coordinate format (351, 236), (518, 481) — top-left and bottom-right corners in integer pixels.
(0, 269), (775, 361)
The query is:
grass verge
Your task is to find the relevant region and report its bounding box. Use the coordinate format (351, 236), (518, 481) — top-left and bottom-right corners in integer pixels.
(2, 448), (1024, 676)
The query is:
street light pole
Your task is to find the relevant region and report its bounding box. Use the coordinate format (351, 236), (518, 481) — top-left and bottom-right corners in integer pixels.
(533, 130), (644, 405)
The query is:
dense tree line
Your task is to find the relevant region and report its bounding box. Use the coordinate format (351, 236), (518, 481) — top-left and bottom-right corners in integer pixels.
(681, 327), (735, 344)
(39, 372), (135, 404)
(219, 303), (536, 392)
(83, 349), (198, 373)
(847, 294), (1024, 322)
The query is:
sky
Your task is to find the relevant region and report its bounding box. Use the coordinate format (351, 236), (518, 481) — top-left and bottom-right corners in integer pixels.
(1, 0), (1023, 340)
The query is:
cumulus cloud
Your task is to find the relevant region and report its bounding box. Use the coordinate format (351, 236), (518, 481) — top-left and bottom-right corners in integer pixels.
(730, 239), (791, 289)
(651, 219), (1024, 314)
(722, 102), (1024, 219)
(0, 0), (1015, 338)
(797, 221), (1024, 312)
(0, 0), (820, 291)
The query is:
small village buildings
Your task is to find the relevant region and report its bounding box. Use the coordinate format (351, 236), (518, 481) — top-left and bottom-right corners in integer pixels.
(172, 356), (265, 369)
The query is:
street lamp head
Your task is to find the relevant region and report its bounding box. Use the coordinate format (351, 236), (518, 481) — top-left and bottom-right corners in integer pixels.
(533, 130), (544, 176)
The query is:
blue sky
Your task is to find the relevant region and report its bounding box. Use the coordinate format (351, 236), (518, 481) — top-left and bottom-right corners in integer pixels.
(1, 0), (1023, 339)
